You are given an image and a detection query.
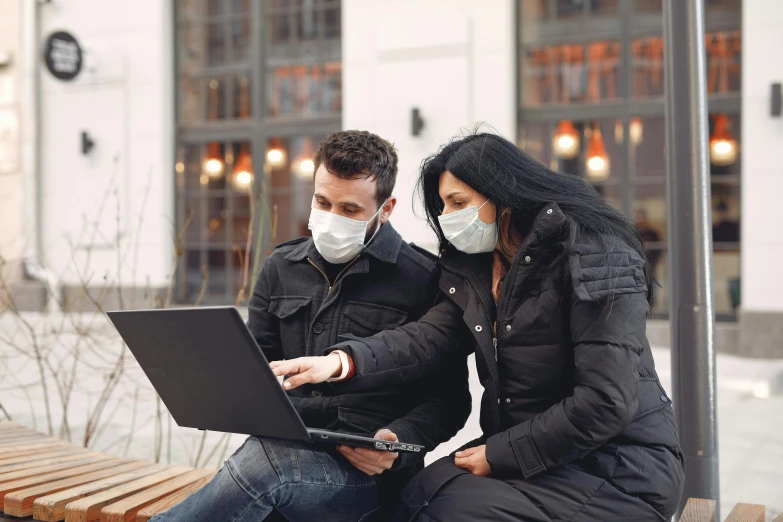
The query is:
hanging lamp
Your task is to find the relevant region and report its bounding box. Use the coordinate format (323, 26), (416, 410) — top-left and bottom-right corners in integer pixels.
(552, 120), (580, 159)
(585, 125), (610, 182)
(709, 114), (738, 166)
(232, 144), (254, 193)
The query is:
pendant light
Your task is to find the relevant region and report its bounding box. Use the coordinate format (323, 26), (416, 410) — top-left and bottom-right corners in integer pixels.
(202, 80), (225, 179)
(266, 138), (287, 168)
(295, 137), (315, 178)
(709, 114), (738, 166)
(552, 120), (580, 159)
(232, 144), (254, 193)
(203, 142), (225, 179)
(614, 117), (644, 146)
(585, 125), (610, 182)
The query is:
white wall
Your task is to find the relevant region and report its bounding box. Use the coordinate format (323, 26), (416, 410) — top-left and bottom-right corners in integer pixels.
(342, 0), (515, 250)
(741, 0), (783, 312)
(0, 0), (23, 282)
(38, 0), (174, 288)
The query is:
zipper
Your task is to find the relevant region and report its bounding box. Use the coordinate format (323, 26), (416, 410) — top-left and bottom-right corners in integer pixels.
(463, 277), (497, 360)
(307, 256), (361, 293)
(308, 258), (333, 291)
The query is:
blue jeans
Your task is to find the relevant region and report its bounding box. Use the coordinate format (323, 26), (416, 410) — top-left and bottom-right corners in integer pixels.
(152, 436), (383, 522)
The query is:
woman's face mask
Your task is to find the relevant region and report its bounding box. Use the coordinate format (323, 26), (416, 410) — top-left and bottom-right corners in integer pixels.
(437, 199), (498, 254)
(308, 203), (385, 264)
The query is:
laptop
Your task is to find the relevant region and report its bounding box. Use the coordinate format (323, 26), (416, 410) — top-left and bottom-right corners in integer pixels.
(107, 306), (423, 454)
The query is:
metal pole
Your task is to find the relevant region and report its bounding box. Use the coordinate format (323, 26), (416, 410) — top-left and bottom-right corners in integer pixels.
(662, 0), (719, 518)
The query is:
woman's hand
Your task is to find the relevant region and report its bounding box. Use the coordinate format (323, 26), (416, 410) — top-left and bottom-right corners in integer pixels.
(337, 429), (399, 476)
(454, 445), (491, 476)
(270, 354), (342, 390)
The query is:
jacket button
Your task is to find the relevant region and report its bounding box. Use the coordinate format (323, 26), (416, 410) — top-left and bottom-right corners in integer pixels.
(449, 287), (456, 294)
(505, 324), (511, 331)
(311, 390), (323, 398)
(524, 255), (531, 263)
(475, 325), (482, 332)
(313, 323), (324, 334)
(505, 398), (511, 404)
(660, 395), (668, 402)
(546, 208), (553, 215)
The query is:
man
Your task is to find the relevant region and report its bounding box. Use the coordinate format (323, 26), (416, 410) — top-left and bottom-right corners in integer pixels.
(154, 130), (471, 521)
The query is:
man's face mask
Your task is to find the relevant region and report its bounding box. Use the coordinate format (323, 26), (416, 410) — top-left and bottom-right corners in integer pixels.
(308, 202), (385, 264)
(437, 199), (498, 254)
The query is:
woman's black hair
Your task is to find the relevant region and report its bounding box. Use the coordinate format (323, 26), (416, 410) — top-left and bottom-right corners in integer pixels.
(417, 132), (655, 305)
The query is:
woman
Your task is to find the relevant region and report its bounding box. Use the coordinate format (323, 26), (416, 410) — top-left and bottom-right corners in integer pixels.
(273, 133), (684, 521)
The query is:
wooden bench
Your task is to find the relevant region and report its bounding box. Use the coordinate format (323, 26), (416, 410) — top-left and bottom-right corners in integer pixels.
(681, 498), (781, 522)
(4, 422), (782, 521)
(0, 421), (215, 521)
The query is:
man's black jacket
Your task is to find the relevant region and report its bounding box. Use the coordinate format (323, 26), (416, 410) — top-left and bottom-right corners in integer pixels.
(247, 222), (471, 489)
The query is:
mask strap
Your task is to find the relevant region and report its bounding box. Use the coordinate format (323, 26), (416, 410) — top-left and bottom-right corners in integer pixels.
(365, 200), (387, 245)
(477, 198), (491, 211)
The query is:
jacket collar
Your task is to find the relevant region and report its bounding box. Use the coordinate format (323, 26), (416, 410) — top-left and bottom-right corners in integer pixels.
(284, 221), (404, 265)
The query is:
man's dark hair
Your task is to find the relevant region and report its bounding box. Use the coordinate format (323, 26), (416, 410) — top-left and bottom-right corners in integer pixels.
(314, 130), (398, 205)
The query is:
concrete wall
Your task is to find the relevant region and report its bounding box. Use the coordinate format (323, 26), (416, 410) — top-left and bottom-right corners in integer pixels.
(739, 0), (783, 356)
(37, 0), (174, 290)
(342, 0), (516, 250)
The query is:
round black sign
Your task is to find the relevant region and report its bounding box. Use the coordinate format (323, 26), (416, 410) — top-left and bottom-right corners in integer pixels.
(44, 31), (82, 81)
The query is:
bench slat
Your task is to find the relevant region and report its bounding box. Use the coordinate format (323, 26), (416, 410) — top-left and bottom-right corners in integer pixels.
(724, 503), (766, 522)
(0, 458), (124, 510)
(100, 468), (214, 522)
(135, 472), (216, 522)
(0, 448), (88, 470)
(0, 452), (102, 476)
(0, 443), (73, 463)
(2, 460), (143, 518)
(62, 466), (191, 522)
(33, 464), (165, 522)
(681, 498), (717, 522)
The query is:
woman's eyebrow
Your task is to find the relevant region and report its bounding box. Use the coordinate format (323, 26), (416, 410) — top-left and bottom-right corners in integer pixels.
(443, 191), (465, 200)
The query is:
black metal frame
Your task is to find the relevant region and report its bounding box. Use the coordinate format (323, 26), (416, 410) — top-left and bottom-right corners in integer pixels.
(173, 0), (342, 304)
(516, 0), (742, 320)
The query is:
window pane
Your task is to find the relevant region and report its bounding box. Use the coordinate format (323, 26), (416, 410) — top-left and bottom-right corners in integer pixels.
(298, 2), (319, 40)
(518, 122), (553, 168)
(521, 41), (620, 107)
(520, 0), (620, 44)
(324, 4), (340, 38)
(205, 77), (228, 120)
(229, 17), (251, 62)
(206, 21), (227, 66)
(232, 75), (252, 119)
(265, 136), (319, 243)
(178, 140), (255, 302)
(207, 0), (224, 17)
(267, 62), (342, 117)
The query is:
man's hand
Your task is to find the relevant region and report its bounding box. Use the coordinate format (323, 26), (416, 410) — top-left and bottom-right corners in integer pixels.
(454, 445), (491, 476)
(270, 354), (342, 390)
(337, 429), (399, 476)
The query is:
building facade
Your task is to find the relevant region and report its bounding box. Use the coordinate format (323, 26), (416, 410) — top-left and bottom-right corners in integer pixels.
(2, 0), (782, 357)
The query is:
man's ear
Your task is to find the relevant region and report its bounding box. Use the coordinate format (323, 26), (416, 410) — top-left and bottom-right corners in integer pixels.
(379, 196), (397, 225)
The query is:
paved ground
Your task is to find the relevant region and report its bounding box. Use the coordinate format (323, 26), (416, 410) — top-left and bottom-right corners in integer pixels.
(2, 311), (782, 519)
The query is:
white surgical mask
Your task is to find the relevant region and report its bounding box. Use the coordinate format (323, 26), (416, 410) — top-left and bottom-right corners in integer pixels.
(437, 199), (498, 254)
(308, 203), (385, 264)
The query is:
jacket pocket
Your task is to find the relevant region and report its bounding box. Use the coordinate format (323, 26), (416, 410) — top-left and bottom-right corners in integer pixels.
(632, 378), (672, 420)
(268, 296), (311, 319)
(342, 301), (408, 338)
(337, 407), (395, 435)
(268, 296), (311, 357)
